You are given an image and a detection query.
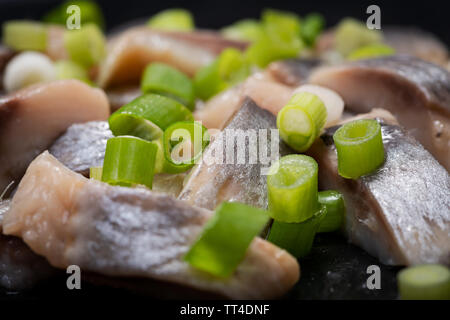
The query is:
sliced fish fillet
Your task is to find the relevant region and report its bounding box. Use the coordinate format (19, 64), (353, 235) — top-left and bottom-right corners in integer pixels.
(181, 98), (292, 210)
(307, 110), (450, 266)
(2, 151), (299, 299)
(310, 55), (450, 170)
(0, 80), (110, 192)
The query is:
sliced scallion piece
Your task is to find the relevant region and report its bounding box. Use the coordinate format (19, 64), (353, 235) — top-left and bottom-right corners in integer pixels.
(2, 20), (47, 51)
(317, 190), (345, 233)
(277, 92), (327, 152)
(55, 60), (91, 84)
(301, 13), (325, 46)
(147, 9), (194, 32)
(333, 119), (385, 179)
(63, 23), (106, 68)
(335, 18), (382, 56)
(194, 48), (249, 101)
(101, 136), (157, 189)
(163, 121), (209, 173)
(89, 166), (102, 181)
(268, 205), (326, 258)
(184, 202), (269, 277)
(141, 63), (195, 110)
(221, 19), (263, 42)
(348, 44), (395, 61)
(398, 264), (450, 300)
(267, 155), (319, 223)
(109, 94), (193, 141)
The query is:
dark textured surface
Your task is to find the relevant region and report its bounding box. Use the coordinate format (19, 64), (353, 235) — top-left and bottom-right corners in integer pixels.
(0, 233), (399, 300)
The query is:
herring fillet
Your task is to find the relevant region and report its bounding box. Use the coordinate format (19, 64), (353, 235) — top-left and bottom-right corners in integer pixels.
(310, 55), (450, 171)
(2, 152), (299, 299)
(307, 113), (450, 266)
(181, 98), (292, 210)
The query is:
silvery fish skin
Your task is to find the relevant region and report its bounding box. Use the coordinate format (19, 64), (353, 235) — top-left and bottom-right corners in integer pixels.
(267, 58), (322, 87)
(2, 152), (299, 299)
(307, 112), (450, 266)
(310, 55), (450, 171)
(49, 121), (113, 177)
(180, 98), (292, 210)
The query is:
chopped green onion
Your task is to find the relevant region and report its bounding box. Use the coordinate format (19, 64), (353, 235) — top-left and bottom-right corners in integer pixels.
(301, 13), (325, 46)
(63, 23), (106, 68)
(42, 0), (105, 29)
(268, 205), (326, 258)
(398, 264), (450, 300)
(141, 63), (195, 110)
(333, 119), (385, 179)
(101, 136), (157, 189)
(194, 48), (249, 100)
(108, 94), (193, 141)
(147, 9), (194, 32)
(267, 155), (319, 223)
(185, 202), (269, 277)
(163, 121), (210, 173)
(335, 18), (382, 56)
(2, 20), (47, 51)
(261, 9), (301, 37)
(348, 44), (395, 61)
(89, 166), (102, 180)
(55, 60), (91, 84)
(317, 190), (345, 233)
(277, 91), (327, 152)
(221, 19), (264, 42)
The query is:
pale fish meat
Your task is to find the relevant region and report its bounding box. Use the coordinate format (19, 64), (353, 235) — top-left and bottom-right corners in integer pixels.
(2, 151), (299, 299)
(307, 110), (450, 266)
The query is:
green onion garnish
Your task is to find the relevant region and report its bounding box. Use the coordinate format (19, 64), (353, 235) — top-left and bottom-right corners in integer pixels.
(268, 205), (326, 258)
(317, 190), (345, 233)
(277, 92), (327, 152)
(300, 13), (325, 47)
(89, 166), (102, 181)
(335, 18), (382, 57)
(101, 136), (157, 189)
(221, 19), (264, 42)
(2, 20), (47, 51)
(348, 44), (395, 61)
(398, 264), (450, 300)
(333, 119), (385, 179)
(42, 0), (105, 29)
(141, 63), (195, 110)
(147, 9), (194, 32)
(163, 121), (209, 173)
(55, 60), (91, 84)
(184, 202), (269, 277)
(193, 48), (249, 101)
(267, 155), (319, 223)
(63, 23), (106, 68)
(108, 94), (193, 141)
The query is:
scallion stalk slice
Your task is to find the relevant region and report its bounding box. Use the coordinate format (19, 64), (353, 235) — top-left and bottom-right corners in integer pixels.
(147, 9), (194, 31)
(194, 48), (249, 101)
(108, 94), (193, 141)
(89, 166), (102, 181)
(185, 202), (269, 277)
(398, 264), (450, 300)
(3, 20), (47, 51)
(301, 13), (325, 46)
(163, 121), (210, 173)
(101, 136), (157, 189)
(335, 18), (382, 56)
(63, 23), (106, 68)
(55, 60), (91, 84)
(141, 63), (195, 110)
(267, 155), (319, 223)
(348, 44), (395, 61)
(277, 92), (327, 152)
(317, 190), (345, 233)
(333, 119), (385, 179)
(268, 205), (326, 258)
(221, 19), (263, 42)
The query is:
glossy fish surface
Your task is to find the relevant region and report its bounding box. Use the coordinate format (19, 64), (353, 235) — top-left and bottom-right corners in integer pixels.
(2, 151), (299, 299)
(307, 111), (450, 266)
(310, 55), (450, 170)
(181, 98), (292, 210)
